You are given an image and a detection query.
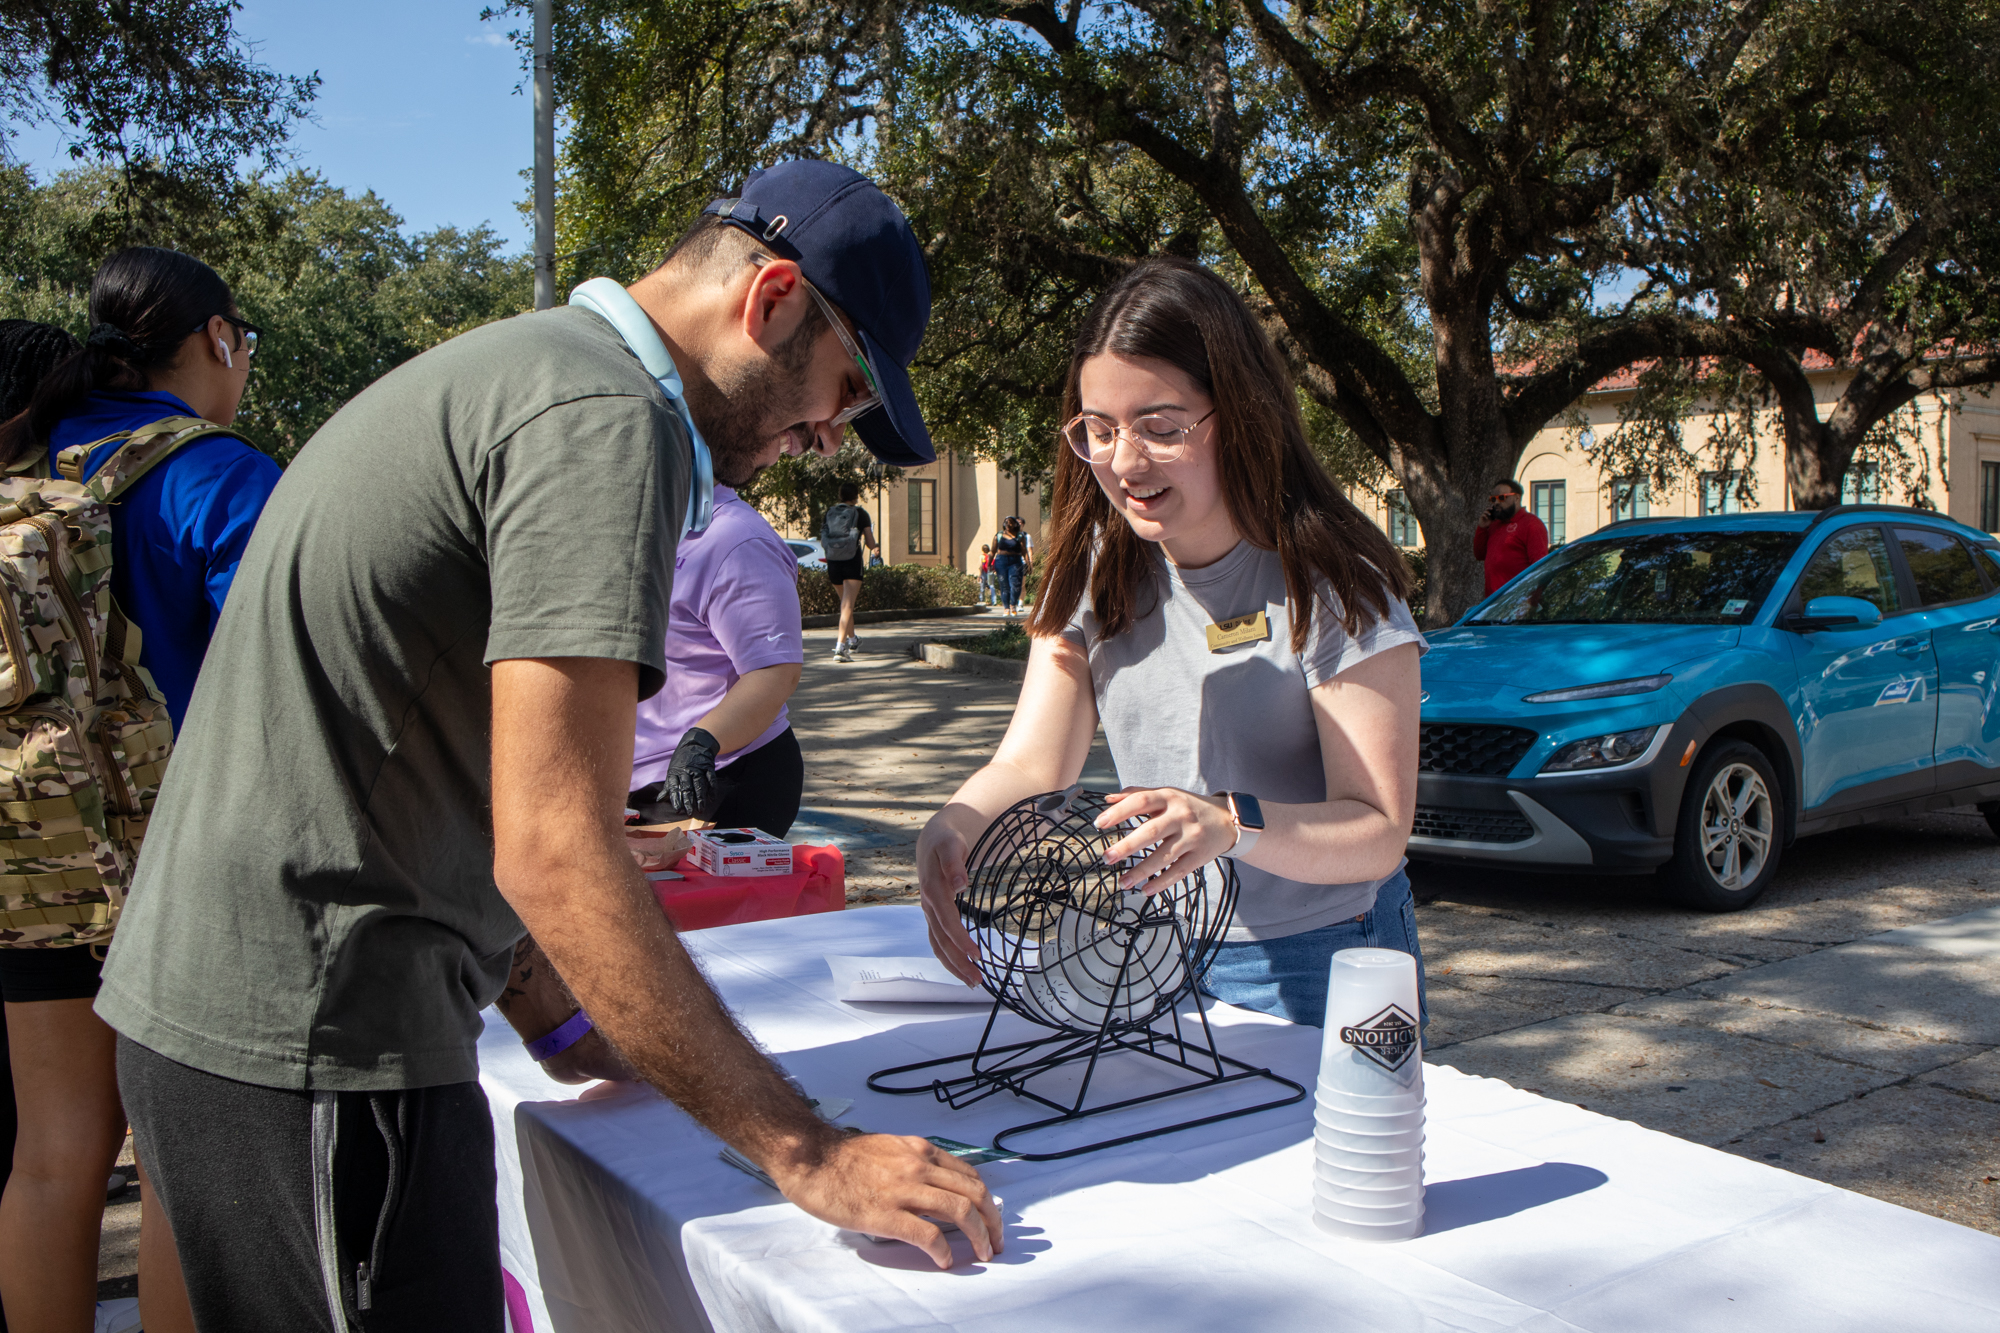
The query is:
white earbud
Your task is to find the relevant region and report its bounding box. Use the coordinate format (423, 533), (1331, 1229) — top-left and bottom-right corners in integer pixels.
(217, 337), (233, 369)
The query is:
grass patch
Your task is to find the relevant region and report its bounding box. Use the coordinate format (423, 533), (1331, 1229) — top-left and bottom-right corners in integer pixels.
(938, 624), (1032, 660)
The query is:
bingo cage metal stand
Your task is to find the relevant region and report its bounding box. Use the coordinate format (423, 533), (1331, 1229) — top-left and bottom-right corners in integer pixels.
(868, 787), (1305, 1160)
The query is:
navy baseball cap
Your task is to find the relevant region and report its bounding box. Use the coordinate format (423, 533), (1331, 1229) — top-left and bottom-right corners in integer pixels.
(702, 161), (934, 466)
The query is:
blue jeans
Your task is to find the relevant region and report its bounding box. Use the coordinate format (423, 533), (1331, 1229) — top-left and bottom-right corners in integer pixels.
(1200, 870), (1425, 1029)
(994, 554), (1024, 607)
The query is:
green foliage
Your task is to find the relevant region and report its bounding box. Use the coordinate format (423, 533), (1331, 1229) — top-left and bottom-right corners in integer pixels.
(0, 0), (317, 182)
(0, 166), (533, 462)
(511, 0), (2000, 620)
(1400, 547), (1428, 622)
(796, 560), (980, 617)
(735, 442), (900, 540)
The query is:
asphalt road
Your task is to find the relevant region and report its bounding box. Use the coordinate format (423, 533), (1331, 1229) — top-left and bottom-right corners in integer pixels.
(1411, 805), (2000, 1235)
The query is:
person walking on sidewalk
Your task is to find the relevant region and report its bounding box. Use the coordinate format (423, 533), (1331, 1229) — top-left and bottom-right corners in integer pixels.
(822, 480), (879, 660)
(1472, 479), (1548, 594)
(978, 543), (998, 606)
(993, 515), (1029, 614)
(97, 162), (998, 1333)
(629, 482), (806, 838)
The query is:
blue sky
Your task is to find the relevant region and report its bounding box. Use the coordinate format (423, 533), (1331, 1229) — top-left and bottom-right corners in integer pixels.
(9, 1), (540, 251)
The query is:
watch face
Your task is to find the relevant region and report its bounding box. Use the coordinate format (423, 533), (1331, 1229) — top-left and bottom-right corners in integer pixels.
(1233, 792), (1266, 830)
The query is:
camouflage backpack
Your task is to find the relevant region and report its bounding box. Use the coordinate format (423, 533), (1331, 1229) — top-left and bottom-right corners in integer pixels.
(0, 415), (231, 949)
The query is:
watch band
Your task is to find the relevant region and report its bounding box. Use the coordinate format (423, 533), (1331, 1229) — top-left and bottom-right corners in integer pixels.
(1223, 791), (1264, 859)
(524, 1010), (595, 1062)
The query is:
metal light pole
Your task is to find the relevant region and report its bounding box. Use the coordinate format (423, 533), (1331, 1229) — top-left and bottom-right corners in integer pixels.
(532, 0), (555, 310)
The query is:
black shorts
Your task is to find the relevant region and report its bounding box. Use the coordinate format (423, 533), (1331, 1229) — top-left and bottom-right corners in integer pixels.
(629, 727), (804, 839)
(825, 555), (864, 585)
(0, 942), (105, 1003)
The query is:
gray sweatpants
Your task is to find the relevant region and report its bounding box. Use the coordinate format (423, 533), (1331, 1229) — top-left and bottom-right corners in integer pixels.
(117, 1036), (503, 1332)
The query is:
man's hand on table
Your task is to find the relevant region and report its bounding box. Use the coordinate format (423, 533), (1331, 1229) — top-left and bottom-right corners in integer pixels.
(768, 1128), (1004, 1269)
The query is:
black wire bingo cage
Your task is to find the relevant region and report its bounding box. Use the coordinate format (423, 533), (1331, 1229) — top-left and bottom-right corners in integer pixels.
(868, 787), (1306, 1159)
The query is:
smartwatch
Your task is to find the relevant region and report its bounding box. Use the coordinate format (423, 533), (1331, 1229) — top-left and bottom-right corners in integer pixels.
(1221, 791), (1264, 859)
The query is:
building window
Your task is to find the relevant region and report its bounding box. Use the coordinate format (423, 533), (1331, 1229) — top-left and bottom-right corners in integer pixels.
(1841, 463), (1882, 504)
(906, 479), (936, 555)
(1700, 470), (1746, 515)
(1980, 461), (1999, 534)
(1530, 480), (1565, 544)
(1385, 489), (1419, 546)
(1611, 476), (1650, 521)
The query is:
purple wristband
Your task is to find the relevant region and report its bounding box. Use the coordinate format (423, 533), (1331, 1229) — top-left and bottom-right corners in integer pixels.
(524, 1010), (594, 1062)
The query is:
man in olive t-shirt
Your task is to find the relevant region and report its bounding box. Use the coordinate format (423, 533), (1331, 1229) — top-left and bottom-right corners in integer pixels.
(97, 162), (1000, 1331)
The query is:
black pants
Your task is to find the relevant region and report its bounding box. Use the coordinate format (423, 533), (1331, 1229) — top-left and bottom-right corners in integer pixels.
(631, 726), (804, 838)
(117, 1036), (501, 1332)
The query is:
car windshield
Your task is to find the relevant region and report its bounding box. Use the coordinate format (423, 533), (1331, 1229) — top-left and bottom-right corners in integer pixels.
(1467, 529), (1803, 626)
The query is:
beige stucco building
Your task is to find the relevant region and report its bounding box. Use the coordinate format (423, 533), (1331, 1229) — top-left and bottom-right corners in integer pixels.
(1361, 373), (2000, 550)
(777, 451), (1045, 572)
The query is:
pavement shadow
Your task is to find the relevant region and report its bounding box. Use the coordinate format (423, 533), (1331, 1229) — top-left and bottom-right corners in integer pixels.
(1421, 1161), (1608, 1235)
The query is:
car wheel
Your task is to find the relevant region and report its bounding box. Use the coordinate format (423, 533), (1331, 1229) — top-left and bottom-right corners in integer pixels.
(1981, 801), (2000, 840)
(1662, 740), (1784, 911)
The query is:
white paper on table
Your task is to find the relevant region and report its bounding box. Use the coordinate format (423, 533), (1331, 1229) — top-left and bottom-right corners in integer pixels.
(825, 955), (988, 1004)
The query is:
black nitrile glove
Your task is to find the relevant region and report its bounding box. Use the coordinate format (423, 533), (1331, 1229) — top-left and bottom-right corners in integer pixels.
(664, 727), (722, 816)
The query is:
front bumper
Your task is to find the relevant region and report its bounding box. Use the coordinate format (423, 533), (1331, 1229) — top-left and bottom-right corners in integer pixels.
(1408, 726), (1692, 872)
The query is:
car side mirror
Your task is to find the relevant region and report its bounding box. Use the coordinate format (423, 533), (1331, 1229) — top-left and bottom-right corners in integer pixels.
(1785, 595), (1884, 633)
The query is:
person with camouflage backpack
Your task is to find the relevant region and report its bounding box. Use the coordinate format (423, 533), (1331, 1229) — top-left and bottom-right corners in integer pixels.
(0, 252), (278, 1333)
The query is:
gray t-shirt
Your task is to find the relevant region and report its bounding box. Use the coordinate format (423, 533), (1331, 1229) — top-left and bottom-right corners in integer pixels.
(96, 305), (689, 1091)
(1062, 541), (1426, 942)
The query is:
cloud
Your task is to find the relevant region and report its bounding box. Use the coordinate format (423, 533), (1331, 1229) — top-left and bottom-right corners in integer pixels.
(466, 32), (507, 48)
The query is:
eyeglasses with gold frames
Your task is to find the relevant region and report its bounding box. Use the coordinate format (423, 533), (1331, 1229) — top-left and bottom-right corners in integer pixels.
(1062, 408), (1216, 464)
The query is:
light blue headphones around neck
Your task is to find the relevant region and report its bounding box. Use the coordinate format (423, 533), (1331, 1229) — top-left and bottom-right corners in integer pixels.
(568, 278), (715, 537)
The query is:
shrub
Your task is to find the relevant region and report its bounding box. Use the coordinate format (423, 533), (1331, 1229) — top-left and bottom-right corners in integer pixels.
(938, 625), (1031, 660)
(1402, 546), (1427, 619)
(797, 561), (983, 617)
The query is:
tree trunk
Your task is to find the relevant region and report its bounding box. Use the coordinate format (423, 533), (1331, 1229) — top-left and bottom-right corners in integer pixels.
(1406, 484), (1490, 627)
(1783, 415), (1846, 511)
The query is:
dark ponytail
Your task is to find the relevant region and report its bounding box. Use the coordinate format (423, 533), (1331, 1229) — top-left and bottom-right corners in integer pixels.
(0, 247), (236, 469)
(0, 319), (83, 425)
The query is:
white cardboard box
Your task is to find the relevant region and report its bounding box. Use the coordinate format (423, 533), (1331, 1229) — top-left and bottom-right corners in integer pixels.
(687, 827), (794, 877)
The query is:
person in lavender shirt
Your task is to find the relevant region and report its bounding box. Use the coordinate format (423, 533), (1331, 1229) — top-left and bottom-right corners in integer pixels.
(628, 483), (807, 836)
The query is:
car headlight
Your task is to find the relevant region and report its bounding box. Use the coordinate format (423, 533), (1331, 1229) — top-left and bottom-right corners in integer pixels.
(1522, 674), (1673, 704)
(1541, 726), (1661, 773)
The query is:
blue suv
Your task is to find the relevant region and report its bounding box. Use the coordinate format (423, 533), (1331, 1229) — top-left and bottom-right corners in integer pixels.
(1411, 505), (2000, 909)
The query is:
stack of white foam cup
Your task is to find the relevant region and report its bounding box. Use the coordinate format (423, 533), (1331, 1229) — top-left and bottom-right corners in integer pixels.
(1312, 947), (1425, 1241)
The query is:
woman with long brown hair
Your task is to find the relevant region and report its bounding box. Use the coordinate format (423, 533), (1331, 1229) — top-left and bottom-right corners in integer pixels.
(916, 257), (1427, 1026)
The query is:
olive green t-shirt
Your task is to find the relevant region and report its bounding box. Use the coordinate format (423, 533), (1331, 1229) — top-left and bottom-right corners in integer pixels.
(95, 305), (690, 1091)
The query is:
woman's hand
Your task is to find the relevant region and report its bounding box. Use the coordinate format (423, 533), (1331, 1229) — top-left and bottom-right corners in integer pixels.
(1096, 786), (1237, 893)
(916, 816), (984, 985)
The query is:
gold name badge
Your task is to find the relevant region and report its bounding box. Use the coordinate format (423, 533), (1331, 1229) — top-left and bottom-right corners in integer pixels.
(1205, 610), (1270, 652)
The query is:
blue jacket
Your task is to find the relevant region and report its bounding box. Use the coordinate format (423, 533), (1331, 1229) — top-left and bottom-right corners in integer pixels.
(47, 391), (281, 728)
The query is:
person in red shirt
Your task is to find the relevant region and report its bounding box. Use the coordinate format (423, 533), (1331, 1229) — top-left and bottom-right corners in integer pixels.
(1473, 479), (1549, 593)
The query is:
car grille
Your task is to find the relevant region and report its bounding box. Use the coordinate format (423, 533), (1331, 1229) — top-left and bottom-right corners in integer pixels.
(1418, 723), (1538, 776)
(1412, 804), (1535, 844)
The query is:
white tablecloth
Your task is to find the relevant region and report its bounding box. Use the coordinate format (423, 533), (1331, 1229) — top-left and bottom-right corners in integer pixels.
(480, 907), (2000, 1333)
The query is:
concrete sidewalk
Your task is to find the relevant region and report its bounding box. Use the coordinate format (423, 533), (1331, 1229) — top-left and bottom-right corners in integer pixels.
(788, 611), (1111, 903)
